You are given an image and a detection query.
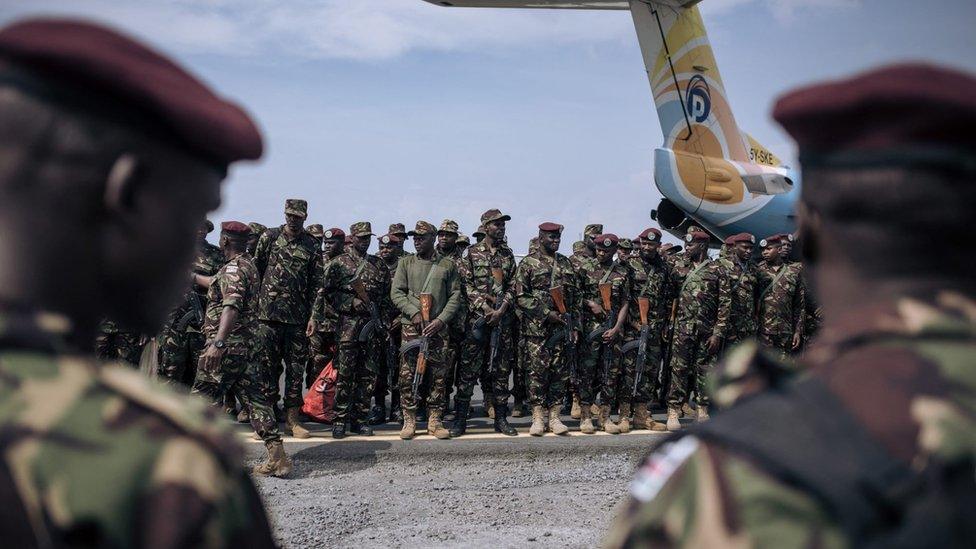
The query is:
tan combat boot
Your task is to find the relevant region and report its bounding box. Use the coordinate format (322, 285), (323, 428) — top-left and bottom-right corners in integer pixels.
(399, 409), (417, 440)
(599, 405), (621, 434)
(666, 407), (682, 431)
(618, 402), (632, 433)
(548, 404), (569, 435)
(579, 405), (596, 434)
(285, 407), (310, 439)
(570, 394), (581, 419)
(696, 405), (710, 423)
(529, 405), (546, 436)
(428, 410), (451, 439)
(635, 403), (667, 431)
(590, 403), (600, 417)
(681, 402), (697, 420)
(253, 441), (292, 478)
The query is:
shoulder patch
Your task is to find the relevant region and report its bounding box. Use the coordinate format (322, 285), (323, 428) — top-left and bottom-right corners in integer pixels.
(225, 265), (238, 274)
(630, 436), (700, 502)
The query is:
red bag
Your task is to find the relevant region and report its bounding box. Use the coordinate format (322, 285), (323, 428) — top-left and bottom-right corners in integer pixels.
(301, 360), (337, 424)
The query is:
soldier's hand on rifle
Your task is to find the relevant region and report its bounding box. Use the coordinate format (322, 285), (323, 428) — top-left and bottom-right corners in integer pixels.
(423, 318), (445, 337)
(587, 300), (605, 318)
(603, 326), (620, 342)
(791, 332), (802, 351)
(547, 311), (565, 325)
(411, 312), (423, 329)
(352, 297), (368, 314)
(707, 335), (722, 355)
(201, 342), (225, 372)
(486, 308), (504, 327)
(306, 320), (317, 338)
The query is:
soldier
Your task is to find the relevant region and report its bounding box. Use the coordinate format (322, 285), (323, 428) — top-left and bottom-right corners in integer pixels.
(157, 219), (225, 387)
(247, 221), (268, 257)
(621, 228), (671, 432)
(436, 220), (467, 414)
(566, 223), (602, 419)
(577, 234), (631, 434)
(388, 223), (409, 257)
(514, 222), (578, 436)
(367, 233), (405, 424)
(0, 18), (275, 544)
(607, 63), (976, 548)
(472, 226), (486, 244)
(306, 223), (324, 243)
(390, 221), (463, 439)
(306, 228), (345, 389)
(664, 230), (718, 431)
(757, 234), (806, 358)
(253, 198), (322, 439)
(453, 209), (519, 436)
(94, 318), (143, 367)
(190, 222), (291, 476)
(617, 238), (635, 262)
(319, 222), (391, 438)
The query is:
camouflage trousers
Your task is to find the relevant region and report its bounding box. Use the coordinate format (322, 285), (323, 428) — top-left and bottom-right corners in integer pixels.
(579, 339), (625, 407)
(398, 324), (449, 413)
(94, 331), (143, 368)
(621, 339), (664, 405)
(191, 349), (281, 445)
(307, 329), (337, 388)
(455, 319), (515, 406)
(523, 335), (569, 408)
(156, 326), (205, 387)
(334, 338), (381, 422)
(372, 327), (400, 405)
(260, 320), (307, 409)
(666, 328), (716, 408)
(512, 328), (527, 404)
(443, 324), (465, 400)
(759, 330), (794, 360)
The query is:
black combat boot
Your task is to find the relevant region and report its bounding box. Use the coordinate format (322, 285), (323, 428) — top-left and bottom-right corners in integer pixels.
(367, 403), (387, 426)
(349, 418), (373, 436)
(332, 421), (347, 439)
(560, 393), (572, 416)
(493, 403), (518, 436)
(449, 400), (470, 438)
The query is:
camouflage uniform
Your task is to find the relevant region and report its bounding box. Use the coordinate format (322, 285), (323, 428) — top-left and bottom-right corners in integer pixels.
(317, 223), (391, 423)
(94, 319), (143, 367)
(253, 214), (323, 409)
(757, 260), (807, 358)
(436, 220), (468, 403)
(666, 254), (721, 408)
(157, 238), (225, 385)
(0, 308), (275, 546)
(190, 254), (280, 445)
(623, 252), (673, 404)
(714, 255), (761, 347)
(514, 250), (579, 407)
(577, 257), (631, 407)
(605, 294), (976, 548)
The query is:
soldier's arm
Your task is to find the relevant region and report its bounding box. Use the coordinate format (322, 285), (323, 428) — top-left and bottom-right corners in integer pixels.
(390, 256), (417, 319)
(437, 262), (462, 325)
(501, 254), (518, 309)
(458, 252), (487, 313)
(514, 260), (544, 320)
(254, 230), (272, 278)
(306, 247), (324, 321)
(714, 265), (732, 340)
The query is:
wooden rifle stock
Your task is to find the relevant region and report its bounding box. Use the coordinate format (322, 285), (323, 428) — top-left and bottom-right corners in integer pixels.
(416, 293), (433, 376)
(598, 283), (613, 315)
(351, 277), (370, 304)
(549, 285), (567, 315)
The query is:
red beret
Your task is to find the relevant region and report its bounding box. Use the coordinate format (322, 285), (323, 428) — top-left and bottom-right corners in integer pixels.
(638, 228), (662, 242)
(684, 231), (710, 243)
(323, 228), (345, 240)
(759, 234), (782, 248)
(594, 233), (619, 248)
(773, 63), (976, 169)
(378, 233), (401, 245)
(0, 19), (263, 165)
(538, 222), (563, 233)
(221, 221), (251, 236)
(777, 233), (796, 243)
(723, 232), (756, 246)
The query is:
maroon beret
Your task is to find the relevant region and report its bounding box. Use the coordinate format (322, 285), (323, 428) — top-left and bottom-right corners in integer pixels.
(638, 228), (662, 242)
(773, 63), (976, 169)
(0, 19), (263, 165)
(684, 231), (710, 243)
(777, 233), (796, 243)
(378, 233), (401, 245)
(538, 222), (563, 233)
(759, 234), (782, 248)
(221, 221), (251, 236)
(723, 232), (756, 246)
(323, 228), (345, 240)
(594, 233), (619, 248)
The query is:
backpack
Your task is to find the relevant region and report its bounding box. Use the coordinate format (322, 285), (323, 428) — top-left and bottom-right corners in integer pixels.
(301, 360), (338, 424)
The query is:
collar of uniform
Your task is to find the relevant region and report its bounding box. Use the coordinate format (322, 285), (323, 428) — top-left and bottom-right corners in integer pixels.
(0, 304), (73, 354)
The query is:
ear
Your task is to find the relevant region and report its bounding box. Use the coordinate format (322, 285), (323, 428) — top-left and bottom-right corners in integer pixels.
(103, 153), (141, 218)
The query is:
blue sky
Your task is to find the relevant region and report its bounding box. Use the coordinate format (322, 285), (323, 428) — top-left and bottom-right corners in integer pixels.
(2, 0), (974, 251)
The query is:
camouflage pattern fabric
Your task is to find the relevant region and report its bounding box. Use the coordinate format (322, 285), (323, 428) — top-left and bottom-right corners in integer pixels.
(260, 321), (308, 409)
(577, 259), (631, 406)
(666, 255), (722, 408)
(605, 293), (976, 548)
(94, 323), (143, 368)
(0, 308), (275, 548)
(714, 256), (761, 346)
(624, 253), (673, 404)
(757, 261), (807, 357)
(398, 324), (449, 412)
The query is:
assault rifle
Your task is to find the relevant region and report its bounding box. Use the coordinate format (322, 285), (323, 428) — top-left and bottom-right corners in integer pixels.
(472, 267), (506, 378)
(658, 299), (679, 403)
(544, 285), (576, 385)
(621, 297), (651, 398)
(588, 282), (615, 405)
(398, 293), (433, 404)
(353, 278), (385, 343)
(175, 291), (204, 332)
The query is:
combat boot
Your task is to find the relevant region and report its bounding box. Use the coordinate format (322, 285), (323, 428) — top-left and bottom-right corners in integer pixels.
(493, 404), (518, 436)
(599, 405), (621, 434)
(332, 421), (347, 439)
(285, 407), (310, 439)
(389, 399), (403, 423)
(253, 441), (292, 478)
(618, 402), (632, 433)
(570, 394), (581, 419)
(548, 404), (569, 435)
(349, 419), (373, 437)
(666, 407), (682, 431)
(529, 405), (546, 436)
(428, 410), (451, 440)
(697, 405), (709, 422)
(681, 402), (697, 420)
(237, 408), (250, 424)
(512, 399), (527, 418)
(449, 400), (470, 438)
(634, 403), (666, 432)
(399, 409), (417, 440)
(579, 405), (596, 434)
(590, 403), (601, 417)
(560, 394), (572, 416)
(367, 404), (387, 425)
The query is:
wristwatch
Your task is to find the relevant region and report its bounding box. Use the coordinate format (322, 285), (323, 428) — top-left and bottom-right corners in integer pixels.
(213, 339), (226, 349)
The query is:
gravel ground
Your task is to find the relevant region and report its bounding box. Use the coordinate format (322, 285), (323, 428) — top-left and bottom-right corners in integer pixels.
(246, 429), (663, 548)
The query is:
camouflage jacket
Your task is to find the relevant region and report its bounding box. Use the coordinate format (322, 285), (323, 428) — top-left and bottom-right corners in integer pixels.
(202, 254), (259, 355)
(605, 292), (976, 548)
(442, 247), (468, 331)
(0, 308), (274, 548)
(714, 256), (761, 342)
(670, 254), (722, 337)
(625, 254), (673, 338)
(254, 225), (323, 325)
(458, 240), (517, 325)
(757, 261), (807, 338)
(316, 249), (391, 342)
(578, 259), (631, 333)
(309, 251), (341, 333)
(569, 250), (594, 272)
(514, 251), (580, 338)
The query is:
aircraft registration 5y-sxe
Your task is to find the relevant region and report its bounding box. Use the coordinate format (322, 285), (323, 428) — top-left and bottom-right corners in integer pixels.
(421, 0), (798, 243)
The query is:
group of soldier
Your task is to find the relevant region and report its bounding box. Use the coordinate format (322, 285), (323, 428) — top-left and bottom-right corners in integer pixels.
(95, 198), (818, 456)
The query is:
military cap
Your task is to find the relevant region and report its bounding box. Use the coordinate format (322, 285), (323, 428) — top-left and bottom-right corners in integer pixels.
(618, 238), (634, 250)
(480, 209), (511, 225)
(778, 233), (796, 243)
(0, 19), (262, 164)
(583, 224), (604, 238)
(323, 228), (345, 240)
(457, 234), (471, 246)
(388, 223), (408, 237)
(538, 222), (563, 233)
(221, 221), (251, 236)
(686, 225), (705, 235)
(248, 222), (267, 235)
(472, 226), (486, 238)
(284, 199), (307, 218)
(306, 224), (324, 239)
(594, 234), (619, 248)
(724, 232), (756, 245)
(438, 219), (459, 235)
(773, 63), (976, 171)
(685, 231), (710, 243)
(378, 233), (401, 245)
(759, 234), (786, 248)
(572, 241), (586, 254)
(349, 222), (374, 237)
(408, 221), (437, 236)
(204, 219), (215, 234)
(638, 227), (662, 242)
